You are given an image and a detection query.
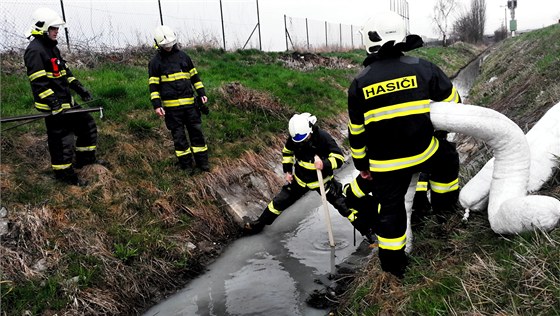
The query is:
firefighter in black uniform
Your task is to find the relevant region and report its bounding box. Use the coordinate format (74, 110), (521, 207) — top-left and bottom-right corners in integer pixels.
(244, 113), (350, 234)
(347, 12), (461, 278)
(24, 8), (100, 186)
(148, 25), (210, 172)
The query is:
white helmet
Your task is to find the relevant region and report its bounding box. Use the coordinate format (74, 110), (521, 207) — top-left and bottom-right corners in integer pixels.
(27, 7), (65, 37)
(289, 113), (317, 142)
(153, 25), (177, 48)
(360, 11), (406, 54)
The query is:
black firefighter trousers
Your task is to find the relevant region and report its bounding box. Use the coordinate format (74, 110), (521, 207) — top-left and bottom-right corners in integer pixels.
(257, 178), (348, 226)
(370, 138), (459, 277)
(164, 106), (208, 168)
(44, 110), (97, 172)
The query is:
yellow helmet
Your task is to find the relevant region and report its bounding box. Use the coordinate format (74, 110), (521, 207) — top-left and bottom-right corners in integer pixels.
(153, 25), (177, 48)
(27, 7), (65, 38)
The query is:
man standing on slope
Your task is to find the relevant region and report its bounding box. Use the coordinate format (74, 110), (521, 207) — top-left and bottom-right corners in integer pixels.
(148, 25), (210, 173)
(24, 8), (102, 186)
(347, 11), (461, 278)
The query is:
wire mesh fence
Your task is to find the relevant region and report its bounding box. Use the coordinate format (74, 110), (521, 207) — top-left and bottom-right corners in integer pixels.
(1, 0), (364, 53)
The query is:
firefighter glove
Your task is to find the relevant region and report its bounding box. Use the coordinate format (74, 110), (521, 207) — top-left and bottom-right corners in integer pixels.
(80, 90), (93, 102)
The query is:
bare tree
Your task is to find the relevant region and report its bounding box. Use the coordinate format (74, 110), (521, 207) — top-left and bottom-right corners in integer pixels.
(432, 0), (457, 46)
(453, 0), (486, 43)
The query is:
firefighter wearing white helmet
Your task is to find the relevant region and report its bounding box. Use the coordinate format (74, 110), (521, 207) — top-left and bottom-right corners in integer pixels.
(244, 113), (350, 235)
(148, 25), (210, 172)
(153, 25), (177, 49)
(24, 7), (101, 186)
(346, 12), (462, 277)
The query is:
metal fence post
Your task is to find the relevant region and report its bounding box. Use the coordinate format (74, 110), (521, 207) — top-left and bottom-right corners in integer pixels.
(256, 0), (262, 50)
(157, 0), (164, 25)
(306, 18), (309, 50)
(59, 0), (70, 51)
(325, 21), (328, 48)
(219, 0), (226, 50)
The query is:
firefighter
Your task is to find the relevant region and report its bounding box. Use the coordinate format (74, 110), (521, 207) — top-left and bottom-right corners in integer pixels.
(24, 8), (101, 186)
(347, 12), (461, 278)
(342, 175), (379, 244)
(148, 25), (210, 173)
(243, 113), (349, 234)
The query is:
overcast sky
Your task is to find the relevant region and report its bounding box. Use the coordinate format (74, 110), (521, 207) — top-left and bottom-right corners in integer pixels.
(267, 0), (560, 38)
(2, 0), (559, 51)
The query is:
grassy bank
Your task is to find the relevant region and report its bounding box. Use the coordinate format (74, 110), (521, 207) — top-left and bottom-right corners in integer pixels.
(334, 24), (560, 316)
(0, 36), (527, 315)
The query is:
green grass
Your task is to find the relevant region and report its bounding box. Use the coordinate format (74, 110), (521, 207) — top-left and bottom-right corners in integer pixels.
(0, 41), (507, 315)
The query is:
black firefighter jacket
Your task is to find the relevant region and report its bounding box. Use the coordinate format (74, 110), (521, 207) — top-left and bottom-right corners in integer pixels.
(282, 127), (345, 189)
(347, 42), (461, 173)
(148, 46), (206, 109)
(24, 35), (88, 112)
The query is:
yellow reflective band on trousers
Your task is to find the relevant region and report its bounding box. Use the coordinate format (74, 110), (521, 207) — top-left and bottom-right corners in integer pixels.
(369, 137), (439, 172)
(416, 181), (428, 191)
(52, 163), (72, 170)
(443, 87), (460, 103)
(162, 97), (195, 107)
(76, 146), (96, 152)
(294, 174), (333, 189)
(176, 148), (192, 157)
(364, 99), (430, 124)
(267, 201), (282, 215)
(351, 146), (366, 159)
(192, 145), (208, 153)
(430, 178), (459, 193)
(348, 122), (365, 135)
(160, 72), (191, 82)
(350, 178), (366, 198)
(377, 234), (406, 250)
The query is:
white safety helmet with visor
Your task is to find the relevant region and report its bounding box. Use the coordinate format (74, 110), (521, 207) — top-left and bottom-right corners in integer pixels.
(289, 113), (317, 143)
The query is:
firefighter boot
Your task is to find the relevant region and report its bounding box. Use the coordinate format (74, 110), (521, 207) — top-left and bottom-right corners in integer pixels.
(194, 152), (210, 172)
(75, 151), (110, 169)
(54, 168), (88, 186)
(178, 155), (194, 172)
(243, 219), (265, 235)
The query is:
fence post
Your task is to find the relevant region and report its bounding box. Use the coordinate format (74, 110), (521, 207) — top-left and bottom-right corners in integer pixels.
(157, 0), (164, 25)
(339, 23), (342, 48)
(219, 0), (226, 50)
(59, 0), (70, 52)
(351, 25), (354, 49)
(305, 18), (309, 50)
(256, 0), (262, 50)
(284, 15), (288, 51)
(325, 21), (328, 48)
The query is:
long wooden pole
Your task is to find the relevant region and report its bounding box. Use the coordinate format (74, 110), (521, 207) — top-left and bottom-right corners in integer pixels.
(315, 156), (335, 247)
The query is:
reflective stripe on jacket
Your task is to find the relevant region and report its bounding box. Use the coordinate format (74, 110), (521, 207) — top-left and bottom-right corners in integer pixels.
(148, 46), (206, 109)
(348, 53), (461, 172)
(282, 127), (344, 187)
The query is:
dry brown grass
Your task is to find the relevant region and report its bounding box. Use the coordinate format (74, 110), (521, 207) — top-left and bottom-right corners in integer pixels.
(278, 52), (354, 72)
(218, 82), (291, 120)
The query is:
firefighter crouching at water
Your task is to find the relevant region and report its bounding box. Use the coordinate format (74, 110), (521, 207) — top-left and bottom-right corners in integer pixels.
(148, 25), (210, 173)
(24, 8), (102, 186)
(347, 12), (461, 278)
(244, 113), (349, 234)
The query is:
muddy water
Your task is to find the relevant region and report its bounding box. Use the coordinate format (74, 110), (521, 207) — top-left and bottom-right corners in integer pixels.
(143, 165), (368, 316)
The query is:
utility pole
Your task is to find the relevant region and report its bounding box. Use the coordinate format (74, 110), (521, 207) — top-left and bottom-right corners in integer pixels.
(507, 0), (517, 37)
